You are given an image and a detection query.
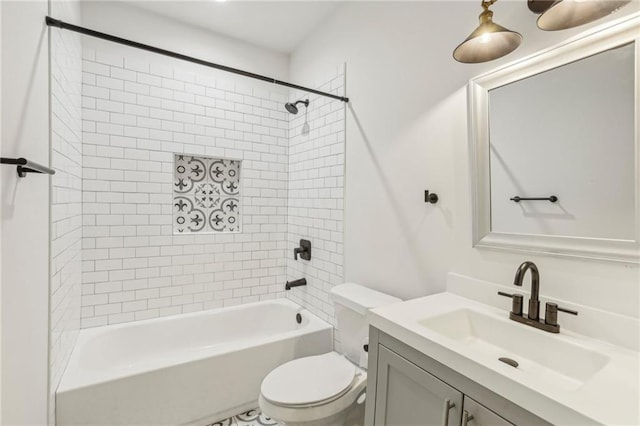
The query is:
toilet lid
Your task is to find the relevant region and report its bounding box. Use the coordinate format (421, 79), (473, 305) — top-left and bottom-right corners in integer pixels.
(261, 352), (356, 406)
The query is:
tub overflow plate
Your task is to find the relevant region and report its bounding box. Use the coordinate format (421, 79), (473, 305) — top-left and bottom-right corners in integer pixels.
(498, 357), (519, 368)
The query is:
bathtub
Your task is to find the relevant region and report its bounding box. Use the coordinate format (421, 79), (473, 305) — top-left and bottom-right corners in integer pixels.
(57, 299), (333, 425)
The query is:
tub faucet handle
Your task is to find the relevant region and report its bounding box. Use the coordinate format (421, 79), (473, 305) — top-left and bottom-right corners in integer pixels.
(294, 239), (311, 261)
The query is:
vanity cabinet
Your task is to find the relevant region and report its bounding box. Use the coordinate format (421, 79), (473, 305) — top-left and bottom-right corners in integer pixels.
(462, 396), (513, 426)
(365, 327), (550, 426)
(374, 346), (463, 425)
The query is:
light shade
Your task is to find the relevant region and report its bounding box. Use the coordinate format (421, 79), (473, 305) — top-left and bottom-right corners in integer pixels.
(453, 9), (523, 64)
(537, 0), (631, 31)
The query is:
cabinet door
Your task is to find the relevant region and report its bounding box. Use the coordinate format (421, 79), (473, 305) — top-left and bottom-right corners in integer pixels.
(462, 396), (514, 426)
(374, 345), (463, 426)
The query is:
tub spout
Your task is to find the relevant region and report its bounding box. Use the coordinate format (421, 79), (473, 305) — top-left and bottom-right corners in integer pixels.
(285, 278), (307, 290)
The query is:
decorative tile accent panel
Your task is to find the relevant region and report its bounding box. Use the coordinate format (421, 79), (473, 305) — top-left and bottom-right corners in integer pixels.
(285, 65), (346, 348)
(174, 155), (241, 233)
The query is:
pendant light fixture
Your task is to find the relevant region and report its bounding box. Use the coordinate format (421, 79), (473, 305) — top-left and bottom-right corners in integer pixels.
(537, 0), (631, 30)
(454, 0), (632, 63)
(453, 0), (523, 63)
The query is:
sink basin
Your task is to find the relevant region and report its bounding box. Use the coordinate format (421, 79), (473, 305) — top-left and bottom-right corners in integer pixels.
(419, 308), (610, 390)
(367, 290), (639, 425)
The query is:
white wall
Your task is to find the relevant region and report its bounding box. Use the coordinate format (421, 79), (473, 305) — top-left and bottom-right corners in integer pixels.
(1, 1), (50, 424)
(80, 1), (289, 84)
(290, 2), (640, 318)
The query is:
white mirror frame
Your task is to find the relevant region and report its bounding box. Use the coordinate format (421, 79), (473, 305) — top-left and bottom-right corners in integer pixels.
(468, 13), (640, 263)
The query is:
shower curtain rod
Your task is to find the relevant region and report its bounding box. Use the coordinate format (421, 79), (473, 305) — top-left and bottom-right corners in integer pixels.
(45, 16), (349, 103)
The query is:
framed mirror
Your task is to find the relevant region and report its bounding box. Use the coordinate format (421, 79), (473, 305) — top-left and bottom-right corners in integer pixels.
(468, 14), (639, 263)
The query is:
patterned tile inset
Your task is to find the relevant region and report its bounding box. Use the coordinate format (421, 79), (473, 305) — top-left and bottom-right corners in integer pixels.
(174, 154), (241, 233)
(206, 408), (282, 426)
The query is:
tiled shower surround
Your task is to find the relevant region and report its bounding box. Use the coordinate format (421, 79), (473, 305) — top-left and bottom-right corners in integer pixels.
(80, 49), (345, 328)
(286, 67), (346, 327)
(50, 1), (83, 422)
(80, 50), (290, 327)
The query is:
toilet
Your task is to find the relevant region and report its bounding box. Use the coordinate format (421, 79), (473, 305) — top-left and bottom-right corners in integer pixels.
(259, 283), (401, 426)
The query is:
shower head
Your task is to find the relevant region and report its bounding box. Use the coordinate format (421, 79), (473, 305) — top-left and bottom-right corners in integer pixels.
(285, 99), (309, 114)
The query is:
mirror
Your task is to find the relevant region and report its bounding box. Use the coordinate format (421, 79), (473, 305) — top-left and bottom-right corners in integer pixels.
(490, 43), (635, 240)
(468, 15), (639, 262)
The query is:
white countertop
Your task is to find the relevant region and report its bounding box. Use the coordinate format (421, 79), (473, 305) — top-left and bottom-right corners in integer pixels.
(368, 292), (639, 425)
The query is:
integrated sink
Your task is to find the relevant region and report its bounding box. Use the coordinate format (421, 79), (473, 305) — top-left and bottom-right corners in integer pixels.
(367, 279), (640, 426)
(419, 308), (610, 390)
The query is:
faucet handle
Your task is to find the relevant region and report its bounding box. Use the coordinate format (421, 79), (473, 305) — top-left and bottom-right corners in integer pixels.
(544, 302), (578, 326)
(557, 305), (578, 316)
(294, 239), (311, 261)
(498, 291), (524, 316)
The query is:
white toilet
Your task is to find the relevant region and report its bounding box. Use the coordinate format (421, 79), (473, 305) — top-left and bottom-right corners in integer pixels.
(259, 283), (401, 426)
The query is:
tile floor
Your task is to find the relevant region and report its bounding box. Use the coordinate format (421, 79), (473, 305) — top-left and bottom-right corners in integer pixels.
(206, 408), (282, 426)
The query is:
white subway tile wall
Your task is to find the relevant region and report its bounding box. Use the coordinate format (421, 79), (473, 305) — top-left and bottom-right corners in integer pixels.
(285, 67), (346, 333)
(80, 49), (290, 327)
(50, 4), (83, 423)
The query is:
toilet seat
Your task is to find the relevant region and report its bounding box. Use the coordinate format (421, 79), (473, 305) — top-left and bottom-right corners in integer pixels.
(259, 359), (367, 425)
(261, 352), (356, 407)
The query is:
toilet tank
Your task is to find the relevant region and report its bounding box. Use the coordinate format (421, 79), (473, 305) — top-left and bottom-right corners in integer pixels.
(330, 283), (401, 367)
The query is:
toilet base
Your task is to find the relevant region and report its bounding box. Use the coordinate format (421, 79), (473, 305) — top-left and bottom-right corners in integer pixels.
(277, 401), (364, 426)
(343, 401), (365, 426)
(280, 408), (346, 426)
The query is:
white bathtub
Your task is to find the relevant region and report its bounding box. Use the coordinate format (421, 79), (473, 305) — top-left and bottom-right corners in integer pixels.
(57, 299), (333, 425)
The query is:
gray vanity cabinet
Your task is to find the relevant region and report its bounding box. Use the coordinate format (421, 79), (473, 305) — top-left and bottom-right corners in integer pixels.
(365, 327), (551, 426)
(462, 396), (513, 426)
(373, 346), (463, 425)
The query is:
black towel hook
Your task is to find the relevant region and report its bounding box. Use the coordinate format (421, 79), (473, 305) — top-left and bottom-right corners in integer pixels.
(424, 190), (439, 204)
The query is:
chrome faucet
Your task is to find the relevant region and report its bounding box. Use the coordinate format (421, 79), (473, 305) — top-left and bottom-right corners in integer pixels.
(513, 261), (540, 321)
(498, 261), (578, 333)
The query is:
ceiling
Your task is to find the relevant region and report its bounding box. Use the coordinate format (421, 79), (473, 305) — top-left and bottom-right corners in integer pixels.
(120, 1), (343, 54)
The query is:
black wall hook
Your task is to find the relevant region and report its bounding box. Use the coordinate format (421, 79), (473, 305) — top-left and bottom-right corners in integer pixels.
(424, 190), (439, 204)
